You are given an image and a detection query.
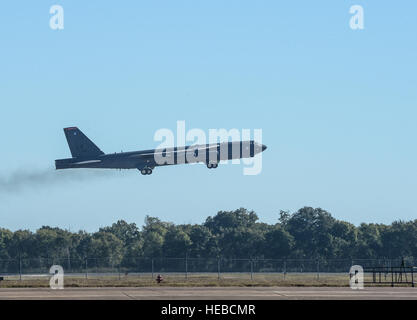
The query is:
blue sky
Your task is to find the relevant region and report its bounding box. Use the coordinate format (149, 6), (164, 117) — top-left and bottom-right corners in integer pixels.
(0, 1), (416, 231)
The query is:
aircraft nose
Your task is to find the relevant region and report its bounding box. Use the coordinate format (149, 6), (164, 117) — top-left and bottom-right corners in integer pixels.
(262, 144), (267, 152)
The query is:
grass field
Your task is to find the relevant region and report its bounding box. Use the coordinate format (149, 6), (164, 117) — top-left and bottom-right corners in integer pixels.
(0, 272), (413, 288)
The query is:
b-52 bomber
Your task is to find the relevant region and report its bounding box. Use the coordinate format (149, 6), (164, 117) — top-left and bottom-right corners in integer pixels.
(55, 127), (267, 175)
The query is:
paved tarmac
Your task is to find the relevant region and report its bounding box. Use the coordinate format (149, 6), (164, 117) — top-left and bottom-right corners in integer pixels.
(0, 287), (416, 300)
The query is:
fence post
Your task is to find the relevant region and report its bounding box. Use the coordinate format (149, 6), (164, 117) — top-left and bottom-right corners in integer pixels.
(217, 258), (221, 280)
(67, 248), (71, 273)
(317, 259), (320, 280)
(283, 260), (286, 280)
(391, 266), (394, 287)
(85, 258), (88, 280)
(19, 256), (22, 281)
(151, 258), (154, 280)
(185, 255), (188, 280)
(250, 260), (253, 280)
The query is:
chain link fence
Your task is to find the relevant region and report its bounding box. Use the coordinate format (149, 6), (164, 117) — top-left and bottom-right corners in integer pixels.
(0, 257), (415, 281)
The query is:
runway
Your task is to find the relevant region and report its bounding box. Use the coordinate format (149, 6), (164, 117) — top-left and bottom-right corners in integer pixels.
(0, 287), (416, 300)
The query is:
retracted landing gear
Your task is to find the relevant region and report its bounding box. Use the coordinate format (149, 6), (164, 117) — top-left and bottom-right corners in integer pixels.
(207, 163), (218, 169)
(140, 167), (153, 175)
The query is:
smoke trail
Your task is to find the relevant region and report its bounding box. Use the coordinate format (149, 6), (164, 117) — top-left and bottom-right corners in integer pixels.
(0, 168), (119, 194)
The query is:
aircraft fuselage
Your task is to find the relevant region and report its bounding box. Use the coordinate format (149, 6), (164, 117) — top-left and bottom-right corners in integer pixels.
(55, 127), (267, 175)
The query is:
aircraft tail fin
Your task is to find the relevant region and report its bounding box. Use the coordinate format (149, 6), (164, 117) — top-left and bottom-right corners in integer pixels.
(63, 127), (104, 158)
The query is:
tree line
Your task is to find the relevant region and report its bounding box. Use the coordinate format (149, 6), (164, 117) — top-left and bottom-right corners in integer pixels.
(0, 207), (416, 266)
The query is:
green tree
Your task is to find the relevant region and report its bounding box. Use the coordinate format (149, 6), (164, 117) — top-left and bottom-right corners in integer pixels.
(100, 220), (140, 248)
(188, 225), (218, 258)
(162, 226), (192, 257)
(380, 220), (417, 258)
(204, 208), (258, 235)
(89, 232), (124, 266)
(0, 228), (13, 259)
(355, 223), (384, 258)
(142, 216), (170, 257)
(284, 207), (336, 258)
(263, 225), (293, 258)
(8, 230), (34, 259)
(100, 220), (143, 265)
